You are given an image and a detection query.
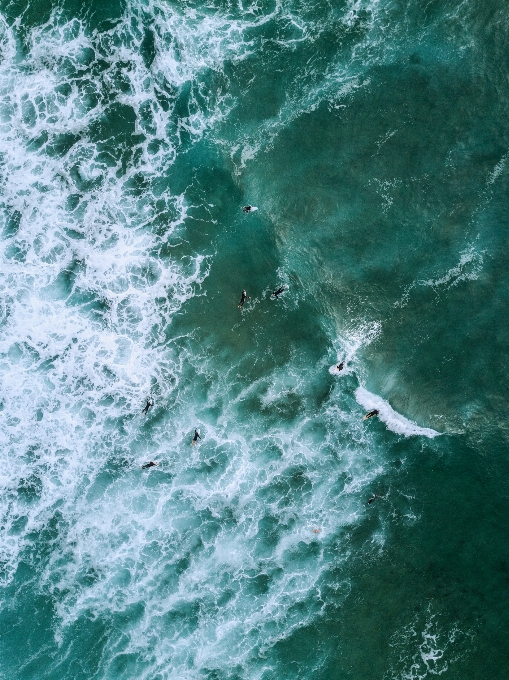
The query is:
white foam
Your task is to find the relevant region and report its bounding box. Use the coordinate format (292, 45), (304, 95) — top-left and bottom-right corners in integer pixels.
(387, 604), (472, 679)
(396, 244), (484, 307)
(487, 150), (509, 185)
(0, 4), (220, 593)
(355, 386), (441, 438)
(420, 244), (483, 289)
(0, 3), (401, 677)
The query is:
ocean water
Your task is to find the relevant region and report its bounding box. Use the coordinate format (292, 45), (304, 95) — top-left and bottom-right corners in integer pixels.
(1, 0), (509, 678)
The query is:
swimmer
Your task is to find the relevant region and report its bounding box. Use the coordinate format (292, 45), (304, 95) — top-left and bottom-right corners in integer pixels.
(142, 399), (153, 415)
(336, 362), (344, 372)
(238, 290), (248, 308)
(313, 528), (322, 534)
(363, 409), (379, 420)
(141, 461), (158, 470)
(191, 429), (201, 445)
(272, 286), (286, 299)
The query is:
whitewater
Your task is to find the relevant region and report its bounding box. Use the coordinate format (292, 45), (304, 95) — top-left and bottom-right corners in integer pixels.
(0, 5), (399, 678)
(2, 0), (508, 678)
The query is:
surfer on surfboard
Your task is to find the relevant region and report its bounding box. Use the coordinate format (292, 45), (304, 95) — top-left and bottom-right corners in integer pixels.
(142, 398), (153, 415)
(191, 429), (201, 445)
(238, 290), (248, 308)
(141, 461), (158, 470)
(242, 205), (257, 213)
(336, 362), (344, 372)
(272, 286), (286, 299)
(363, 409), (379, 421)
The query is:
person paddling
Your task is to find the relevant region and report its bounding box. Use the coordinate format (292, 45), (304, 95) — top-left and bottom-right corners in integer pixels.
(272, 286), (286, 299)
(363, 409), (379, 420)
(238, 290), (248, 308)
(141, 461), (158, 470)
(142, 399), (153, 415)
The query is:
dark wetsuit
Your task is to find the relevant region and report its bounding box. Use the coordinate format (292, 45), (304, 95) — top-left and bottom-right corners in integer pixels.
(192, 430), (201, 444)
(272, 286), (286, 298)
(238, 291), (247, 308)
(242, 205), (252, 213)
(141, 461), (157, 469)
(364, 409), (379, 419)
(142, 400), (153, 415)
(336, 362), (344, 372)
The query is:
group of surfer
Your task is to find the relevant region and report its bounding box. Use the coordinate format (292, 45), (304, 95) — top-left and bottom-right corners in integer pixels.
(238, 285), (286, 308)
(242, 207), (378, 422)
(141, 204), (381, 507)
(141, 429), (201, 470)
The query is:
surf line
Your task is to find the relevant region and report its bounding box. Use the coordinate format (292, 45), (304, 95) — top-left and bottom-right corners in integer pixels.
(355, 386), (440, 438)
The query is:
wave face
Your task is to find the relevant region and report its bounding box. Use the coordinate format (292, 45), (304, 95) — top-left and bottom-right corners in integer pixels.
(1, 0), (509, 678)
(355, 387), (440, 438)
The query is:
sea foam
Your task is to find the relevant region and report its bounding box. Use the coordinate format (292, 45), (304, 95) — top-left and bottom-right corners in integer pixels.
(0, 2), (408, 678)
(355, 386), (441, 438)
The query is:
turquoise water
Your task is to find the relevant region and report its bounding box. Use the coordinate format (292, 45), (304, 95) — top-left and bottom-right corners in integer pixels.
(1, 0), (509, 677)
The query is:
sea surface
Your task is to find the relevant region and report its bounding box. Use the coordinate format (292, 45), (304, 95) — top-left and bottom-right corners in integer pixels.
(0, 0), (508, 678)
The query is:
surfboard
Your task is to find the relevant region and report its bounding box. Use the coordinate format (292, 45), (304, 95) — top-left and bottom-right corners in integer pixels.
(363, 411), (378, 420)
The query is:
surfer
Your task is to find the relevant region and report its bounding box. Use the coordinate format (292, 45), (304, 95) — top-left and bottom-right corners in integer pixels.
(238, 290), (248, 308)
(191, 429), (201, 445)
(242, 205), (253, 213)
(272, 286), (286, 299)
(363, 409), (379, 420)
(368, 494), (382, 505)
(141, 461), (158, 470)
(336, 362), (344, 372)
(142, 398), (153, 415)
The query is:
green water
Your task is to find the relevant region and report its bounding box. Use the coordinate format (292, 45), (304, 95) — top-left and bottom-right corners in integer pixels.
(0, 0), (509, 678)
